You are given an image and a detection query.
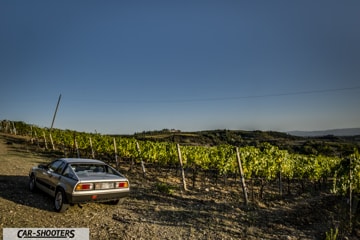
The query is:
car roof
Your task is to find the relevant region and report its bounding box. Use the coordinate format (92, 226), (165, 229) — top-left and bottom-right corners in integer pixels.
(58, 158), (106, 164)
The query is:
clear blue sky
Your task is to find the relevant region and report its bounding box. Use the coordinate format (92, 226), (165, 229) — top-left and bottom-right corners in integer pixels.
(1, 0), (359, 134)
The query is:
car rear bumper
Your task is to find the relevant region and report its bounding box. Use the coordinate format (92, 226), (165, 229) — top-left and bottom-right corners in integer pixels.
(67, 191), (129, 204)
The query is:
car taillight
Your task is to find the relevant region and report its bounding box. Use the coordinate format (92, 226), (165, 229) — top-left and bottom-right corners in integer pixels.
(75, 183), (94, 191)
(116, 181), (129, 188)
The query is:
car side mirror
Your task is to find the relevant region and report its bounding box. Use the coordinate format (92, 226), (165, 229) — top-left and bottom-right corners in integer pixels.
(38, 164), (47, 169)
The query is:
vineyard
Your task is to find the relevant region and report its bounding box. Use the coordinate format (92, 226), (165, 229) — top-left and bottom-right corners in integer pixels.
(2, 120), (359, 196)
(1, 120), (360, 236)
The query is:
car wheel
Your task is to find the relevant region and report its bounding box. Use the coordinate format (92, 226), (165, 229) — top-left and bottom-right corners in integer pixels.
(29, 174), (37, 192)
(54, 189), (69, 213)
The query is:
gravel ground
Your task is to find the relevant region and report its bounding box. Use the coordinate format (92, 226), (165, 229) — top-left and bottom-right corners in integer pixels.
(0, 133), (359, 240)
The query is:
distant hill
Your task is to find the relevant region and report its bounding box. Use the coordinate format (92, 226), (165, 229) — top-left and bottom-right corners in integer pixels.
(288, 128), (360, 137)
(132, 128), (360, 157)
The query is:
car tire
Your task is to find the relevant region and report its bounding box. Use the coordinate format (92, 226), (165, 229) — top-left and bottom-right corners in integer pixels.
(54, 188), (69, 213)
(29, 174), (37, 192)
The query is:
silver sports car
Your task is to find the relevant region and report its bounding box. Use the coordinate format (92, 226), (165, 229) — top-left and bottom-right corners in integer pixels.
(29, 158), (130, 212)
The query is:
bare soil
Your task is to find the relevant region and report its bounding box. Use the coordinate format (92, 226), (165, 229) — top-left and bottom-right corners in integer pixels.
(0, 133), (359, 240)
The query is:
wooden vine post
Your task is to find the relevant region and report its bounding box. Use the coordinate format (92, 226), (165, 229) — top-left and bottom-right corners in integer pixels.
(136, 141), (146, 178)
(30, 126), (34, 144)
(12, 121), (17, 135)
(74, 137), (80, 158)
(34, 131), (40, 148)
(89, 137), (95, 159)
(176, 144), (188, 191)
(4, 121), (10, 133)
(278, 159), (283, 197)
(113, 138), (119, 169)
(349, 156), (352, 229)
(62, 142), (67, 157)
(236, 147), (249, 205)
(49, 133), (55, 150)
(43, 132), (48, 150)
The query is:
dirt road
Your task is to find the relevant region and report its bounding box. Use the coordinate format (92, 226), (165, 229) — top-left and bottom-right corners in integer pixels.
(0, 133), (358, 239)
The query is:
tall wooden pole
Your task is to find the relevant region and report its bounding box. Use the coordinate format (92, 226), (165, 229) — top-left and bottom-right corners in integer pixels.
(50, 94), (62, 130)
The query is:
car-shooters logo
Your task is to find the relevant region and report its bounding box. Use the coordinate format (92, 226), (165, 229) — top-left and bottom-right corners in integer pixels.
(3, 228), (89, 240)
(18, 229), (75, 238)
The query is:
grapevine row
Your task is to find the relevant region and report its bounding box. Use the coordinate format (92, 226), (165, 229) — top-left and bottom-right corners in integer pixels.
(2, 120), (359, 195)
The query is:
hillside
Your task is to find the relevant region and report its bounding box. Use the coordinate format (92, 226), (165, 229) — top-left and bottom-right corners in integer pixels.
(288, 128), (360, 137)
(131, 129), (360, 157)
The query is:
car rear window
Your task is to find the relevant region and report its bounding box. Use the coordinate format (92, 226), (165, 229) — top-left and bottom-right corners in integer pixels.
(70, 163), (121, 177)
(72, 164), (106, 173)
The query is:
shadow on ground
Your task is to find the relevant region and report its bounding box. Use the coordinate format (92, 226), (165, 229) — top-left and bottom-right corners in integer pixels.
(0, 175), (54, 211)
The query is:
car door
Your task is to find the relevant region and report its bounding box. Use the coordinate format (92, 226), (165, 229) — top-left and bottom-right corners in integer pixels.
(38, 160), (65, 196)
(47, 160), (66, 196)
